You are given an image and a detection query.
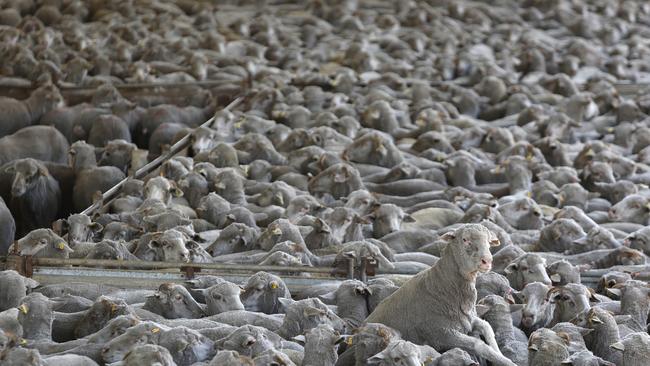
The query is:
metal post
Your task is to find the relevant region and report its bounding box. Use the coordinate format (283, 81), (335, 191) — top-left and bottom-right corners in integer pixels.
(360, 258), (367, 283)
(347, 257), (355, 280)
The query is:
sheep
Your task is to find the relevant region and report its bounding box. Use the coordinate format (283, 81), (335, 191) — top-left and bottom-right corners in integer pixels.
(365, 224), (516, 366)
(610, 332), (650, 366)
(293, 324), (344, 366)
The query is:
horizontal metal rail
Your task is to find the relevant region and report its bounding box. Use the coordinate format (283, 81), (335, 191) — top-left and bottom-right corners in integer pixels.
(614, 83), (650, 96)
(30, 257), (336, 274)
(80, 94), (245, 216)
(30, 267), (342, 293)
(0, 79), (244, 91)
(6, 255), (650, 281)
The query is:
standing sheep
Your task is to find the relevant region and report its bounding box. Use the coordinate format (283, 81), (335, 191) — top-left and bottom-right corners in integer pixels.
(4, 159), (61, 236)
(365, 224), (516, 366)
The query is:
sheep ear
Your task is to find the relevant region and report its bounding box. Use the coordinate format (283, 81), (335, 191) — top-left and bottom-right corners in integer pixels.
(303, 307), (326, 317)
(277, 297), (294, 309)
(475, 304), (490, 317)
(148, 240), (162, 249)
(556, 332), (571, 345)
(610, 342), (625, 351)
(170, 187), (183, 197)
(318, 292), (337, 304)
(38, 165), (49, 176)
(440, 231), (455, 241)
(292, 335), (306, 344)
(23, 277), (39, 289)
(241, 335), (256, 347)
(4, 164), (15, 173)
(504, 263), (518, 274)
(587, 288), (599, 302)
(89, 222), (103, 232)
(614, 314), (632, 324)
(605, 287), (621, 299)
(489, 237), (500, 247)
(194, 288), (206, 296)
(550, 274), (562, 283)
(402, 214), (416, 223)
(368, 352), (385, 363)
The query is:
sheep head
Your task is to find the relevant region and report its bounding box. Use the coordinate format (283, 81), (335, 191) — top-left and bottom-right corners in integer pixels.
(441, 224), (499, 281)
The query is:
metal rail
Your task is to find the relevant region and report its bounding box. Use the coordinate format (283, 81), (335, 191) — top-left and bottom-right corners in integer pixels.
(614, 83), (650, 96)
(5, 255), (650, 288)
(29, 257), (337, 274)
(1, 80), (243, 91)
(3, 255), (355, 293)
(80, 94), (245, 216)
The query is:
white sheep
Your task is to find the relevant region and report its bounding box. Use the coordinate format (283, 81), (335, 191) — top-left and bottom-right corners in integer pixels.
(365, 223), (516, 366)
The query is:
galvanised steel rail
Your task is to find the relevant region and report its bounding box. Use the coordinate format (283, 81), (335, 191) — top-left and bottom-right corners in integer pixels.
(4, 255), (650, 292)
(80, 94), (246, 216)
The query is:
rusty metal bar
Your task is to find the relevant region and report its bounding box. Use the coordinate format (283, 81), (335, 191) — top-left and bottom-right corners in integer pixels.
(80, 95), (245, 216)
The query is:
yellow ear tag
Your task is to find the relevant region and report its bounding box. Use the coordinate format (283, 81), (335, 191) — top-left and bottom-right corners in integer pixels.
(57, 242), (66, 250)
(526, 153), (533, 161)
(346, 337), (353, 346)
(272, 227), (283, 235)
(18, 304), (28, 314)
(20, 338), (27, 345)
(111, 304), (118, 313)
(234, 116), (245, 129)
(152, 327), (160, 333)
(526, 191), (532, 198)
(607, 127), (614, 133)
(270, 282), (278, 289)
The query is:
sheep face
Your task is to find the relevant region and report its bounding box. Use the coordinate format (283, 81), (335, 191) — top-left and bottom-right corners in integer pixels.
(445, 224), (498, 280)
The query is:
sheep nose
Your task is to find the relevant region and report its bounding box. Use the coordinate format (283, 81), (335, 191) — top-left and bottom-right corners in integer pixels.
(480, 258), (492, 266)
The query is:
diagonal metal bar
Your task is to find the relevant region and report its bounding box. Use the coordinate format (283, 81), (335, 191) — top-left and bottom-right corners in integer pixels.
(80, 95), (246, 216)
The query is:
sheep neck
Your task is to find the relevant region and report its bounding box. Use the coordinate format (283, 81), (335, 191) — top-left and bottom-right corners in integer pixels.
(483, 309), (515, 346)
(588, 320), (620, 358)
(336, 300), (367, 329)
(304, 341), (338, 366)
(71, 150), (97, 173)
(621, 291), (650, 332)
(23, 93), (48, 124)
(424, 245), (477, 320)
